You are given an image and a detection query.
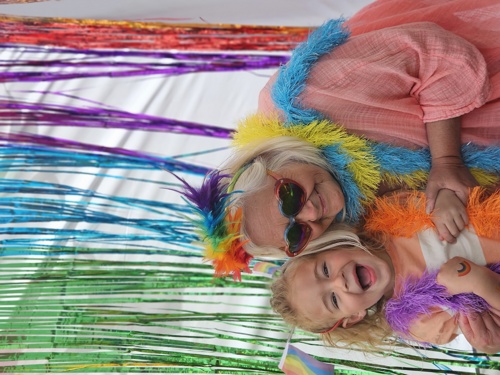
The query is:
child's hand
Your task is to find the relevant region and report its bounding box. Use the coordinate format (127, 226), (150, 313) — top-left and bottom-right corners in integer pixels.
(436, 256), (486, 295)
(430, 189), (468, 243)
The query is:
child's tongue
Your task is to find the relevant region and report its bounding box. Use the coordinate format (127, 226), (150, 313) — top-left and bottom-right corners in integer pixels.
(356, 266), (371, 290)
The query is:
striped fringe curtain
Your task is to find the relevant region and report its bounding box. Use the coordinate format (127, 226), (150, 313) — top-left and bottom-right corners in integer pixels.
(0, 12), (498, 375)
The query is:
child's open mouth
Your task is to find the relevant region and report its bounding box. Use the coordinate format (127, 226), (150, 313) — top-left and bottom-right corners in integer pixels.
(356, 265), (372, 290)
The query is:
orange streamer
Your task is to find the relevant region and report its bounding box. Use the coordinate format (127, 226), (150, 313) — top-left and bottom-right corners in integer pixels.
(0, 14), (311, 51)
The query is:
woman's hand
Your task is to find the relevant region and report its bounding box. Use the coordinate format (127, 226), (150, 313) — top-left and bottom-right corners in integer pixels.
(438, 257), (500, 353)
(458, 308), (500, 354)
(425, 117), (479, 243)
(425, 155), (479, 212)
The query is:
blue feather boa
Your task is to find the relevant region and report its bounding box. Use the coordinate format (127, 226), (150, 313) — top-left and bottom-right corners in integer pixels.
(272, 18), (350, 125)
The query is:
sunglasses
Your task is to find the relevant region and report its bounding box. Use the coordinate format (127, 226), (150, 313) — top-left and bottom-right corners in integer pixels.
(267, 170), (312, 257)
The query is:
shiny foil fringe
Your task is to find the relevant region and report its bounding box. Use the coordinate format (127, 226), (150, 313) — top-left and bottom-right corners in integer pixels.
(1, 257), (497, 373)
(0, 44), (290, 82)
(1, 10), (498, 374)
(0, 14), (311, 51)
(0, 0), (50, 3)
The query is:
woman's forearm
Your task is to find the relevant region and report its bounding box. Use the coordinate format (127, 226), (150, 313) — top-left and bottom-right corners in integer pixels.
(425, 117), (462, 162)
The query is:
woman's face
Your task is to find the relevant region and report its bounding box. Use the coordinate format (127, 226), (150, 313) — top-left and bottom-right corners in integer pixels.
(289, 247), (394, 328)
(244, 163), (344, 251)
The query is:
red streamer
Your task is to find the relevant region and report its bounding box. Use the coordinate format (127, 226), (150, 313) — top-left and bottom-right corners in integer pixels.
(0, 15), (311, 51)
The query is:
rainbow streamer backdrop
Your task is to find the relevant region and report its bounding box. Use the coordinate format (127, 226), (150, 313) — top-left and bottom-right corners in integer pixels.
(0, 8), (498, 375)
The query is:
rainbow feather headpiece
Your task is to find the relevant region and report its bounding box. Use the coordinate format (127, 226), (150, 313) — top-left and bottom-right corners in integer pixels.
(175, 170), (252, 281)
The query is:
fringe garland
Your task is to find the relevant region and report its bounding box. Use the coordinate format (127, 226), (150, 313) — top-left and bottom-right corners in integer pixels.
(0, 15), (310, 51)
(0, 131), (211, 174)
(1, 255), (498, 373)
(0, 98), (234, 139)
(0, 13), (498, 375)
(0, 177), (202, 251)
(0, 44), (290, 82)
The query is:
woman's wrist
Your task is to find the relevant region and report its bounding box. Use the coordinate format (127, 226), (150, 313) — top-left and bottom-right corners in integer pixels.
(426, 117), (462, 161)
(431, 155), (464, 165)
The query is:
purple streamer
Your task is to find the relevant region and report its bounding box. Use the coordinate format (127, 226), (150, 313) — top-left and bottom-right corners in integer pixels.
(0, 43), (290, 82)
(0, 99), (233, 139)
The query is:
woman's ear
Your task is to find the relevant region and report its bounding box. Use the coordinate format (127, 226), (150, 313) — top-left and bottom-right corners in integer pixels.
(342, 310), (366, 328)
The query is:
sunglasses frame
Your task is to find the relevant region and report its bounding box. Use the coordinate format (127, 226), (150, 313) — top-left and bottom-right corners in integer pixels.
(267, 170), (312, 257)
(321, 319), (344, 334)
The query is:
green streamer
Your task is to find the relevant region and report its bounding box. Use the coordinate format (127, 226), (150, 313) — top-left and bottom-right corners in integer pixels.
(1, 252), (497, 374)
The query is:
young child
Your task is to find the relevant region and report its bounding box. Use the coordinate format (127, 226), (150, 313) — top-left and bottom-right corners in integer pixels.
(270, 187), (500, 353)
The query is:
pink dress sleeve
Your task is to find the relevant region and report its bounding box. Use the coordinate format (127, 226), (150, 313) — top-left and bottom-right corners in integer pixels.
(258, 22), (491, 148)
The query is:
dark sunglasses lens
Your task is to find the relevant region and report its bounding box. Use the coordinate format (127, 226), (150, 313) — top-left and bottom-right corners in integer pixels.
(286, 223), (312, 254)
(278, 182), (305, 216)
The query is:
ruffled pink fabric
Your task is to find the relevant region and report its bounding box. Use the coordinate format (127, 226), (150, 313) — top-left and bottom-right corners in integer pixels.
(258, 0), (500, 148)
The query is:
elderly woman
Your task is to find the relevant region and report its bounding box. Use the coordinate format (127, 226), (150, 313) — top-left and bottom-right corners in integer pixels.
(180, 0), (500, 272)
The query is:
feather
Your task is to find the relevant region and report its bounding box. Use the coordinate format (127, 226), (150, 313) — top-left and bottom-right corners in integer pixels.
(386, 263), (500, 344)
(467, 187), (500, 239)
(366, 187), (500, 240)
(271, 18), (350, 124)
(171, 171), (253, 280)
(365, 191), (433, 238)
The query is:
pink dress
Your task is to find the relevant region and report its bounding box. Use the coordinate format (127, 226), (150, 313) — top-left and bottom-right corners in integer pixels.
(258, 0), (500, 148)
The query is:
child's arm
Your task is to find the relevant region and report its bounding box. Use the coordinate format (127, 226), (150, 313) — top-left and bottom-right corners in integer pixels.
(436, 256), (500, 310)
(437, 256), (500, 353)
(425, 118), (479, 243)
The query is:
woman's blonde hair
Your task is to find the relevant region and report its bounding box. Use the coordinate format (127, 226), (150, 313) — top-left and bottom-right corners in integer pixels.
(221, 136), (339, 258)
(270, 230), (393, 351)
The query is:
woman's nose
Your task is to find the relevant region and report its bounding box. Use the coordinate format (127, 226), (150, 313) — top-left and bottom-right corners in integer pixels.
(295, 199), (321, 222)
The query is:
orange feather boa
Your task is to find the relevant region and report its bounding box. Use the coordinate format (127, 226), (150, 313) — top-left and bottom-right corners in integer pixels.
(364, 187), (500, 240)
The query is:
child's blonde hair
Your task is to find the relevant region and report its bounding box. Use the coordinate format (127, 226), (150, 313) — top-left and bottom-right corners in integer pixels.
(270, 230), (394, 351)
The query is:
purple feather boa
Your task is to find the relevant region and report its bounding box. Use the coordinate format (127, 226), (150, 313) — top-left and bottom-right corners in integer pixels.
(385, 262), (500, 343)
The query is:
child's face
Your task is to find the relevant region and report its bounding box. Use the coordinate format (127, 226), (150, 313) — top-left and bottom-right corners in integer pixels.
(289, 247), (394, 328)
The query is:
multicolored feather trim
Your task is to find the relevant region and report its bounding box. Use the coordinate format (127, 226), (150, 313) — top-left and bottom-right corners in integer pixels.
(173, 170), (252, 281)
(385, 262), (500, 343)
(207, 207), (252, 280)
(272, 18), (350, 124)
(365, 187), (500, 240)
(234, 114), (500, 224)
